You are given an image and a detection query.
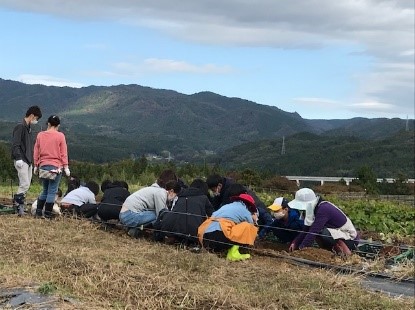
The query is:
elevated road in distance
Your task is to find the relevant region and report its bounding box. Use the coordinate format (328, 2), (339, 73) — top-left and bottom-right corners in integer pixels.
(285, 176), (415, 186)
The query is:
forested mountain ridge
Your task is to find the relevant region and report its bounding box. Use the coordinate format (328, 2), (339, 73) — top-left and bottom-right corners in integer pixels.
(307, 118), (412, 140)
(217, 130), (414, 178)
(0, 79), (313, 158)
(0, 78), (413, 174)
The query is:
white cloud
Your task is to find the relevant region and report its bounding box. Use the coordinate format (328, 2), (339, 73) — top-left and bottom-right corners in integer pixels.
(400, 49), (415, 57)
(17, 74), (83, 88)
(353, 60), (414, 116)
(349, 101), (396, 111)
(142, 58), (234, 74)
(2, 0), (413, 116)
(347, 101), (401, 117)
(293, 97), (340, 107)
(85, 59), (234, 77)
(1, 1), (412, 50)
(293, 97), (408, 118)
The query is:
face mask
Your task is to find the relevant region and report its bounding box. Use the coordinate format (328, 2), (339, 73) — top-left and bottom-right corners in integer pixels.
(167, 192), (176, 202)
(30, 119), (38, 125)
(274, 211), (285, 220)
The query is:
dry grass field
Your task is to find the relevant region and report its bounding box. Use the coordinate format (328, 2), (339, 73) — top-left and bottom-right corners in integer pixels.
(0, 215), (413, 309)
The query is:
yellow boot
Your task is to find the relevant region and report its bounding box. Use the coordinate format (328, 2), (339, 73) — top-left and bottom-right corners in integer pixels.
(226, 245), (251, 261)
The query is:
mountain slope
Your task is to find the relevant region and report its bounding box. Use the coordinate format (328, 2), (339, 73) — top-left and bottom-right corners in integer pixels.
(0, 79), (314, 158)
(0, 78), (412, 165)
(307, 118), (413, 140)
(218, 130), (414, 178)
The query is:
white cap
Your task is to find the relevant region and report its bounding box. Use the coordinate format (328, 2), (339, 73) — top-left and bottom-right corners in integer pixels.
(288, 188), (318, 211)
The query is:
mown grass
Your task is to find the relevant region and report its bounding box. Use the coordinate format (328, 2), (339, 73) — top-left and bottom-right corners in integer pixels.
(0, 215), (413, 309)
(0, 181), (142, 203)
(0, 181), (46, 202)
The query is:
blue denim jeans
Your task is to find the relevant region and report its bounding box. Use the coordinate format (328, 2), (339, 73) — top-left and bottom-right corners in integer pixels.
(38, 165), (62, 203)
(119, 210), (156, 229)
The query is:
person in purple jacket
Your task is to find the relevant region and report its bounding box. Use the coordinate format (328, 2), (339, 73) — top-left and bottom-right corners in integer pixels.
(288, 188), (358, 255)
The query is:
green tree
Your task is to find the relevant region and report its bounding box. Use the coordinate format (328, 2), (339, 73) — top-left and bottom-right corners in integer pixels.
(239, 169), (262, 187)
(133, 156), (148, 175)
(0, 142), (17, 182)
(356, 166), (379, 194)
(391, 173), (411, 195)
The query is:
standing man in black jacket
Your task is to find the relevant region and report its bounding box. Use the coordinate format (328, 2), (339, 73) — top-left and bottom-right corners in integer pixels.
(11, 105), (42, 215)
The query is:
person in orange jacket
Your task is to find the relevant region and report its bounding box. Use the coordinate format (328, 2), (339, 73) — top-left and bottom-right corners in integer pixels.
(198, 193), (258, 261)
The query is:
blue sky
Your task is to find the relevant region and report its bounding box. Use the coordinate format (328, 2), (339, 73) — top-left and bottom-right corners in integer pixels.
(0, 0), (413, 119)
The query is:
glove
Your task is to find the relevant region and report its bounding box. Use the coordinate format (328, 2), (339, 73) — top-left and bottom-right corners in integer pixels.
(15, 160), (24, 168)
(33, 166), (38, 175)
(64, 167), (70, 177)
(288, 242), (297, 252)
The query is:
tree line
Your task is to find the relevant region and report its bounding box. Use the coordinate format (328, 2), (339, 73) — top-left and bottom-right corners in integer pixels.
(0, 142), (412, 195)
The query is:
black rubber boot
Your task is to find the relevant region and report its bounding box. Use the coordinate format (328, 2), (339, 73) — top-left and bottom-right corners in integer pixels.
(13, 194), (25, 216)
(35, 199), (46, 217)
(44, 202), (54, 219)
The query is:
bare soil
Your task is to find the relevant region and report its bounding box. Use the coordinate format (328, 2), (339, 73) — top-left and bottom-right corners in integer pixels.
(0, 197), (12, 205)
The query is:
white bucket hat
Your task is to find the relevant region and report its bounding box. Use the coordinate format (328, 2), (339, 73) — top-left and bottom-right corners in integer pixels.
(288, 188), (319, 211)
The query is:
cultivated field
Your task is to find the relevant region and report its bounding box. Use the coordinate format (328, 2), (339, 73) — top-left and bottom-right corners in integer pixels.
(0, 215), (414, 309)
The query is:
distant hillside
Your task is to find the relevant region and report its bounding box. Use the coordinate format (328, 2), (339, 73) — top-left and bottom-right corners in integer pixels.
(217, 130), (415, 178)
(0, 79), (313, 159)
(0, 78), (412, 169)
(307, 118), (414, 140)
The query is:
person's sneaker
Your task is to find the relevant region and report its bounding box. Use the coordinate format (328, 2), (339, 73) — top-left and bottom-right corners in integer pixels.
(165, 236), (177, 245)
(17, 205), (25, 217)
(240, 253), (251, 259)
(128, 228), (143, 238)
(127, 228), (137, 238)
(226, 245), (251, 261)
(34, 213), (45, 219)
(189, 246), (201, 253)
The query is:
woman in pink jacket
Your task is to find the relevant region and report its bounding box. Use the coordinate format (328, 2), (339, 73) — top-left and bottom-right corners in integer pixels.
(33, 115), (70, 218)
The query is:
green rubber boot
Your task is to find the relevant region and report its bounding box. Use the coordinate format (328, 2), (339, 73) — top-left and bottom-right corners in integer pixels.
(226, 245), (251, 261)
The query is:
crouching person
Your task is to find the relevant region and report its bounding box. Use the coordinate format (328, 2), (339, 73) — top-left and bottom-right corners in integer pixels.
(288, 188), (359, 255)
(97, 181), (130, 222)
(119, 169), (179, 238)
(156, 178), (213, 245)
(60, 181), (99, 217)
(260, 197), (304, 244)
(198, 193), (258, 261)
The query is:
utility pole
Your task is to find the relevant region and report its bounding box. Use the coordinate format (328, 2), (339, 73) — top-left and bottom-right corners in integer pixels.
(281, 136), (286, 155)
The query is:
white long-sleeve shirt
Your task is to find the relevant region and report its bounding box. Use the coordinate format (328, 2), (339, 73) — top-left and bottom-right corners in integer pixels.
(61, 186), (96, 206)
